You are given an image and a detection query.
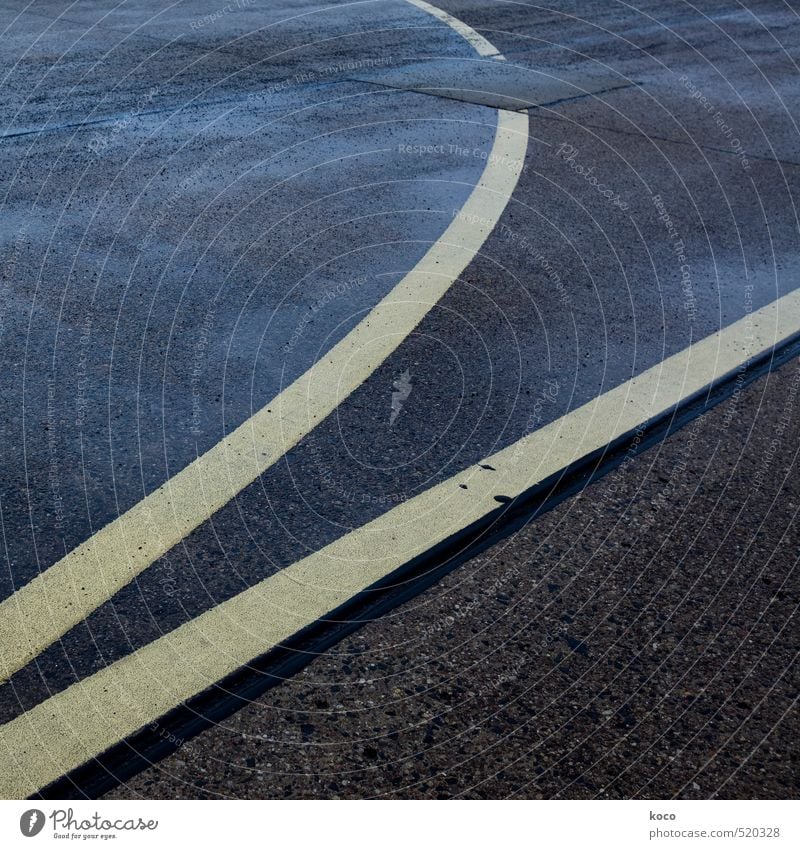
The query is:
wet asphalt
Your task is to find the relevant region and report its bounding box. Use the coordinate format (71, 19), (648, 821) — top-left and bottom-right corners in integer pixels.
(1, 0), (799, 797)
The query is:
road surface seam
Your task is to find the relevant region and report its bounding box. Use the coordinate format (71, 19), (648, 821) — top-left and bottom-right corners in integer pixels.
(531, 110), (800, 170)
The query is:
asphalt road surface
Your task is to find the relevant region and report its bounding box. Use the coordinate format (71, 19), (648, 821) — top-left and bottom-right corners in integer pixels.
(109, 352), (800, 800)
(0, 0), (798, 799)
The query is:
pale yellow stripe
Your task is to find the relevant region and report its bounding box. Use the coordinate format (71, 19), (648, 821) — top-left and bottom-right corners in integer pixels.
(0, 106), (528, 683)
(406, 0), (504, 58)
(2, 287), (799, 799)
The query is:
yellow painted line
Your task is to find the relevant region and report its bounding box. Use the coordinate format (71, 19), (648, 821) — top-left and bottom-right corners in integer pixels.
(0, 7), (528, 683)
(2, 288), (800, 798)
(406, 0), (504, 58)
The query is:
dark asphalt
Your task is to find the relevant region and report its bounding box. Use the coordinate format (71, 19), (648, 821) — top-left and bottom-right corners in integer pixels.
(108, 353), (799, 800)
(1, 0), (799, 797)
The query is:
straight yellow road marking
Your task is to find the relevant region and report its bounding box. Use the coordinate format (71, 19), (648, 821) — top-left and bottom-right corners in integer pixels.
(0, 8), (527, 683)
(2, 287), (798, 798)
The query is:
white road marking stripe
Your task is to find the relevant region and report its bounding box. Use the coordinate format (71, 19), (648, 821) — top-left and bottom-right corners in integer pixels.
(2, 287), (799, 799)
(0, 5), (528, 683)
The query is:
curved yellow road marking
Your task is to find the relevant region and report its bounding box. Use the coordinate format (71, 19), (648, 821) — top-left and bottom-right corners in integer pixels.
(0, 7), (528, 681)
(2, 288), (799, 799)
(406, 0), (503, 58)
